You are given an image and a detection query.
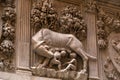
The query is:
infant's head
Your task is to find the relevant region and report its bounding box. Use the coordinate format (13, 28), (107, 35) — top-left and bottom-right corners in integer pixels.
(61, 50), (67, 57)
(70, 52), (77, 58)
(54, 51), (61, 60)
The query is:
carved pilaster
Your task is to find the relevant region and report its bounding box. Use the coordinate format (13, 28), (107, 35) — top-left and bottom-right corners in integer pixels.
(85, 0), (99, 79)
(16, 0), (31, 73)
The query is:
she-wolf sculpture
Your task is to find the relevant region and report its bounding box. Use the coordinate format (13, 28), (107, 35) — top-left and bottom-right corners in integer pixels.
(32, 28), (96, 73)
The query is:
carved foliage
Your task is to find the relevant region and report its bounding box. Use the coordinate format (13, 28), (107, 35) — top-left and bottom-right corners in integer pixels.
(0, 1), (16, 72)
(85, 0), (97, 12)
(0, 0), (14, 7)
(112, 15), (120, 33)
(59, 6), (87, 40)
(31, 0), (87, 40)
(97, 7), (120, 49)
(97, 16), (108, 49)
(31, 0), (57, 31)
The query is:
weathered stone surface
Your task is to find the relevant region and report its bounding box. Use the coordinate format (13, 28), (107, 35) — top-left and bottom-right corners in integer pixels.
(31, 67), (88, 80)
(68, 71), (77, 80)
(37, 68), (47, 77)
(16, 0), (31, 71)
(75, 72), (88, 80)
(46, 69), (57, 78)
(85, 10), (99, 80)
(0, 0), (120, 80)
(0, 71), (61, 80)
(56, 71), (69, 79)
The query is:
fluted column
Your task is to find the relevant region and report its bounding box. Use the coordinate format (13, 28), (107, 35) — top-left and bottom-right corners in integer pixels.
(16, 0), (31, 72)
(85, 12), (99, 80)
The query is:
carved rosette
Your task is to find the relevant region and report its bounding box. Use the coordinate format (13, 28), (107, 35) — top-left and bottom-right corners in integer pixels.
(0, 0), (16, 72)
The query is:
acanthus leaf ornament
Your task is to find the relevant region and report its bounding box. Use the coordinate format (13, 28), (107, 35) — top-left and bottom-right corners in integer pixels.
(85, 0), (97, 13)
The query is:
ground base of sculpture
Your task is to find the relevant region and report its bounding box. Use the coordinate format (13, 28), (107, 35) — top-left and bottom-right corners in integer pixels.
(31, 68), (88, 80)
(0, 71), (61, 80)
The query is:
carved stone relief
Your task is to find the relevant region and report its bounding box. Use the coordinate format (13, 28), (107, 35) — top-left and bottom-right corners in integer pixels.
(11, 0), (120, 80)
(0, 0), (119, 80)
(30, 0), (92, 80)
(31, 28), (96, 80)
(103, 32), (120, 80)
(0, 0), (16, 72)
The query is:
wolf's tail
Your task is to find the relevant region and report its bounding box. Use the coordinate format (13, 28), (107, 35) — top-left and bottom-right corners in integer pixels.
(83, 50), (97, 60)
